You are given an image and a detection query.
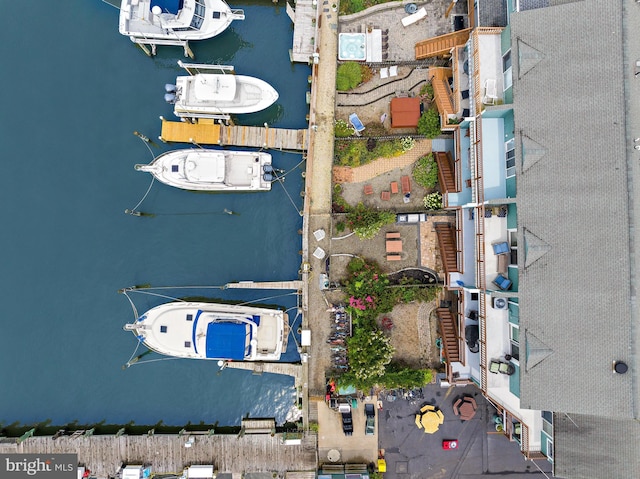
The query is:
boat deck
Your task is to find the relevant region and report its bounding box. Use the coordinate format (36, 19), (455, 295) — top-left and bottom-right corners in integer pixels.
(160, 118), (308, 151)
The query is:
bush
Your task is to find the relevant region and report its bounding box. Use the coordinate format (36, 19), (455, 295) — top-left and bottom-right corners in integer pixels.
(423, 192), (443, 210)
(336, 221), (346, 233)
(420, 83), (434, 100)
(417, 109), (441, 139)
(337, 62), (363, 91)
(346, 202), (396, 240)
(334, 138), (408, 167)
(400, 136), (415, 152)
(332, 184), (351, 213)
(413, 153), (438, 189)
(334, 119), (353, 138)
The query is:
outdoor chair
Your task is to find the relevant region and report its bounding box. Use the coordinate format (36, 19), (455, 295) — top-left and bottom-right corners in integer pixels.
(313, 247), (326, 260)
(389, 65), (398, 77)
(499, 362), (515, 375)
(493, 274), (512, 290)
(483, 78), (498, 105)
(349, 113), (365, 136)
(489, 360), (501, 374)
(380, 67), (389, 79)
(313, 229), (326, 241)
(492, 242), (509, 255)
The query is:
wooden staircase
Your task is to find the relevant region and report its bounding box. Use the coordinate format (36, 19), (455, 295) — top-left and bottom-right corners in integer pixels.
(435, 151), (457, 193)
(433, 78), (455, 121)
(415, 28), (472, 59)
(435, 222), (459, 273)
(436, 308), (460, 363)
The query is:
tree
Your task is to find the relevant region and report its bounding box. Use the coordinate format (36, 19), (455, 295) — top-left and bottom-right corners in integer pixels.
(345, 329), (395, 388)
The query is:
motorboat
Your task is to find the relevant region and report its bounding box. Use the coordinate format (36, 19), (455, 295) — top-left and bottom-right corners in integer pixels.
(124, 301), (288, 361)
(119, 0), (244, 52)
(166, 63), (278, 118)
(135, 148), (276, 191)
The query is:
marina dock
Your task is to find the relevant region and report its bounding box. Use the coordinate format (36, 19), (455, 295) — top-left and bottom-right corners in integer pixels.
(224, 280), (304, 290)
(0, 433), (317, 478)
(160, 118), (308, 151)
(223, 362), (303, 389)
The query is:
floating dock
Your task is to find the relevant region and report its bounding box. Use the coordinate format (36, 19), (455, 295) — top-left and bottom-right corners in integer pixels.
(160, 118), (308, 151)
(223, 362), (302, 389)
(224, 280), (304, 290)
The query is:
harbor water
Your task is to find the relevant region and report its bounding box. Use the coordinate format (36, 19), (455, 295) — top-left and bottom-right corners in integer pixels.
(0, 0), (310, 426)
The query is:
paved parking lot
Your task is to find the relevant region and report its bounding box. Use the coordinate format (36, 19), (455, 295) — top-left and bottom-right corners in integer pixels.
(378, 384), (553, 479)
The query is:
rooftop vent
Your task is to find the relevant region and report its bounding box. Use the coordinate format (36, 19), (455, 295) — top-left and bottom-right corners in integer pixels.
(613, 361), (628, 374)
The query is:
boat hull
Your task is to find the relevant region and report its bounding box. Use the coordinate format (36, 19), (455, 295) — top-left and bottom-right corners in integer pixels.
(173, 74), (279, 117)
(135, 149), (273, 191)
(125, 302), (287, 361)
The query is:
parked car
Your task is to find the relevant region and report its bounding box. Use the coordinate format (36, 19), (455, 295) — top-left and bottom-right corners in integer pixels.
(338, 403), (353, 436)
(365, 403), (375, 436)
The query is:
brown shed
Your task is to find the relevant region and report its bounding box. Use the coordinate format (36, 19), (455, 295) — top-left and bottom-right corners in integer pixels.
(390, 97), (422, 128)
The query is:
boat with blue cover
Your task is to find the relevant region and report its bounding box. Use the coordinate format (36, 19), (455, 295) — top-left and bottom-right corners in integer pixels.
(124, 301), (288, 361)
(119, 0), (244, 52)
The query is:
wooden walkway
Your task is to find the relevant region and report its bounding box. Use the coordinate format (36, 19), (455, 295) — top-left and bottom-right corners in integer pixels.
(0, 433), (317, 477)
(160, 118), (308, 151)
(224, 281), (304, 290)
(287, 0), (316, 63)
(223, 362), (303, 389)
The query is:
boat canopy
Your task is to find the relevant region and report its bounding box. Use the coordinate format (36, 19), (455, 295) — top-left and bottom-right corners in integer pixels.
(150, 0), (184, 15)
(205, 321), (249, 359)
(194, 74), (237, 102)
(184, 152), (226, 182)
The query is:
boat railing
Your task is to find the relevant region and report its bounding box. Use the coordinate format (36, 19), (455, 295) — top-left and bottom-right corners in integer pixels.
(177, 60), (235, 75)
(231, 9), (245, 20)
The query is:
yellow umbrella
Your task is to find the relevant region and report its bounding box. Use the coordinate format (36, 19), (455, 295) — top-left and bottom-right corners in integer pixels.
(419, 408), (444, 434)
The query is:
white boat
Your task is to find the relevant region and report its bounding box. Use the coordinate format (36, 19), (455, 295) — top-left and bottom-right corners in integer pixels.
(119, 0), (244, 54)
(135, 149), (275, 191)
(124, 301), (288, 361)
(167, 63), (279, 118)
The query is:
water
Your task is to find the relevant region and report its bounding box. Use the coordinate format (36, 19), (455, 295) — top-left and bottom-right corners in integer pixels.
(0, 0), (310, 427)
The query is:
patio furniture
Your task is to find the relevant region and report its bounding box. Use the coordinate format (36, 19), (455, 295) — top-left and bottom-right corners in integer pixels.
(499, 362), (515, 375)
(417, 407), (444, 434)
(453, 396), (478, 421)
(386, 239), (402, 253)
(497, 254), (508, 274)
(483, 78), (498, 105)
(389, 65), (398, 77)
(386, 254), (401, 261)
(363, 184), (374, 195)
(349, 113), (365, 136)
(492, 241), (509, 255)
(401, 6), (427, 27)
(390, 181), (399, 194)
(381, 191), (390, 200)
(493, 274), (512, 290)
(401, 175), (411, 194)
(489, 360), (501, 374)
(313, 247), (326, 260)
(386, 232), (401, 239)
(420, 404), (435, 413)
(313, 229), (326, 241)
(380, 67), (389, 79)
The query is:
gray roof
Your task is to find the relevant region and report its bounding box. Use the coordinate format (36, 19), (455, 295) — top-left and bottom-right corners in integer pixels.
(552, 413), (640, 478)
(512, 0), (638, 419)
(476, 0), (507, 27)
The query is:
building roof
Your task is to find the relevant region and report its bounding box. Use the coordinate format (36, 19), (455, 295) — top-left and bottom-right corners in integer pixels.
(552, 413), (640, 479)
(475, 0), (507, 27)
(512, 0), (637, 419)
(390, 97), (421, 128)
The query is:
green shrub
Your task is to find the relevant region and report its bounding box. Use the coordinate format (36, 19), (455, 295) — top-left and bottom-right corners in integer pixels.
(332, 184), (351, 213)
(346, 203), (396, 240)
(423, 192), (443, 210)
(336, 62), (363, 91)
(336, 221), (346, 233)
(420, 83), (434, 99)
(335, 138), (409, 167)
(417, 108), (441, 139)
(400, 136), (415, 152)
(413, 153), (438, 189)
(334, 119), (353, 138)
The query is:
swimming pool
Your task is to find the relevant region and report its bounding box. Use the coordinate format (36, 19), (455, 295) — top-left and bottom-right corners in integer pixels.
(338, 33), (366, 61)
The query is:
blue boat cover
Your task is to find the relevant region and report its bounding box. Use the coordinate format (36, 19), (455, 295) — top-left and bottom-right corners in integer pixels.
(150, 0), (184, 15)
(205, 322), (247, 360)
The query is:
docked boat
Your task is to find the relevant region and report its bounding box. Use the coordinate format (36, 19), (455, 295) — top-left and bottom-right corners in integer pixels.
(124, 301), (288, 361)
(135, 148), (276, 191)
(119, 0), (244, 53)
(166, 63), (279, 118)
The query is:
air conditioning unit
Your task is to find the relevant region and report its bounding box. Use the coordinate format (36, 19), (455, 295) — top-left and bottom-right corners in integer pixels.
(492, 297), (508, 310)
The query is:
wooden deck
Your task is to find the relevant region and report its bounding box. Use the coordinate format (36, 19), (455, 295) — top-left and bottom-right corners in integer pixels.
(223, 362), (303, 389)
(287, 0), (316, 64)
(0, 433), (317, 477)
(160, 119), (308, 151)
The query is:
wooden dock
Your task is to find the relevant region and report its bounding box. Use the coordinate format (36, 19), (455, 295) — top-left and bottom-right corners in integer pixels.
(160, 118), (308, 151)
(223, 362), (303, 388)
(0, 433), (317, 477)
(286, 0), (316, 64)
(224, 280), (304, 290)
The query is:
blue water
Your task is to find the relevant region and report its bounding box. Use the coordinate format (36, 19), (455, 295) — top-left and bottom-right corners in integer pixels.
(0, 1), (309, 426)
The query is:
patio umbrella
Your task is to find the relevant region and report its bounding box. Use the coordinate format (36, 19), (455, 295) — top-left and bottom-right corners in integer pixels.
(453, 396), (477, 421)
(416, 407), (444, 434)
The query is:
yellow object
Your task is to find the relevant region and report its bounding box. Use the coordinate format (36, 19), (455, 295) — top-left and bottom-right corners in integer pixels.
(419, 409), (445, 434)
(377, 459), (387, 473)
(420, 404), (436, 413)
(415, 414), (423, 428)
